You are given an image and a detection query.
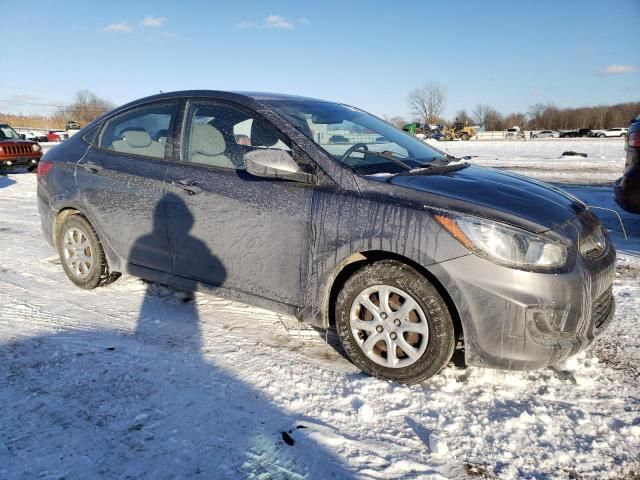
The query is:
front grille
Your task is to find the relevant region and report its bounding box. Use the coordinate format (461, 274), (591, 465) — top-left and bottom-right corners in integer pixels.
(1, 144), (31, 156)
(593, 288), (613, 329)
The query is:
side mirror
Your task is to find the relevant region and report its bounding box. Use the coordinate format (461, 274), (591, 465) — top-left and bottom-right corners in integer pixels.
(19, 134), (26, 140)
(244, 149), (313, 183)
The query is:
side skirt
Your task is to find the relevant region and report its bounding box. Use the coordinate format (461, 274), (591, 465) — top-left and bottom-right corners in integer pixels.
(125, 263), (324, 328)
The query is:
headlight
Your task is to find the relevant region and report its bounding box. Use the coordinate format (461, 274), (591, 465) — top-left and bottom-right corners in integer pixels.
(434, 212), (568, 270)
(32, 143), (41, 152)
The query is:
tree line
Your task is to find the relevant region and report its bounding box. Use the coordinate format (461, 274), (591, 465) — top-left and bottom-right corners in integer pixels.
(0, 90), (114, 130)
(401, 82), (639, 131)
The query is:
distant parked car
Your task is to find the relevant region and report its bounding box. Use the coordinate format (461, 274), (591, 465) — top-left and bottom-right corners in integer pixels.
(532, 130), (559, 138)
(560, 129), (593, 138)
(21, 131), (38, 142)
(426, 131), (445, 140)
(66, 120), (81, 130)
(597, 128), (628, 138)
(505, 127), (524, 139)
(614, 115), (640, 213)
(329, 135), (349, 143)
(23, 131), (49, 142)
(47, 130), (68, 142)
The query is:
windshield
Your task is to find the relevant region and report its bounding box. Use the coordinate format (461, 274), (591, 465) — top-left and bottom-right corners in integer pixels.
(0, 125), (21, 140)
(263, 99), (447, 174)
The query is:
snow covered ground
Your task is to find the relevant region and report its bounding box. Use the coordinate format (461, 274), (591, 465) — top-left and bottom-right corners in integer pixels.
(1, 140), (639, 479)
(439, 138), (627, 185)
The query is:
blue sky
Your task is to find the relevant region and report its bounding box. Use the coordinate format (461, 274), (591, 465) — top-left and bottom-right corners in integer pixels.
(1, 0), (638, 119)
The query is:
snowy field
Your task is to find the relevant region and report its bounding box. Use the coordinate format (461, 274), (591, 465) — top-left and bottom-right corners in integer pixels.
(440, 137), (627, 185)
(1, 139), (639, 479)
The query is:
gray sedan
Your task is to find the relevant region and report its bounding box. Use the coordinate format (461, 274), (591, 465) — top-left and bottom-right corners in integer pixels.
(37, 90), (616, 383)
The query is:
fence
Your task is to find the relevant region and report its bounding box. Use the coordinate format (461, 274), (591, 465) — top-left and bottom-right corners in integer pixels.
(475, 131), (535, 140)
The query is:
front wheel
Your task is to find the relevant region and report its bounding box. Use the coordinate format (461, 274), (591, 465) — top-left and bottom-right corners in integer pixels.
(460, 132), (470, 141)
(335, 260), (455, 384)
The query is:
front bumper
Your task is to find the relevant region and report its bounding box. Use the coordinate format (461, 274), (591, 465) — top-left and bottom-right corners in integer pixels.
(0, 156), (41, 170)
(429, 215), (616, 370)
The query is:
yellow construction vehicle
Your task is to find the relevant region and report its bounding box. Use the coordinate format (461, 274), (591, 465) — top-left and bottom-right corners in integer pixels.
(442, 121), (476, 141)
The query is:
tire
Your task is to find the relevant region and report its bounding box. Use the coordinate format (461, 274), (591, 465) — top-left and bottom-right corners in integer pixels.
(444, 134), (453, 141)
(532, 135), (538, 138)
(56, 214), (120, 289)
(599, 133), (605, 138)
(460, 133), (470, 141)
(27, 165), (37, 173)
(335, 260), (455, 384)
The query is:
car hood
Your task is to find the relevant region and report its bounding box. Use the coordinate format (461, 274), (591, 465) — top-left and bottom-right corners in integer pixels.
(364, 165), (585, 233)
(0, 139), (37, 145)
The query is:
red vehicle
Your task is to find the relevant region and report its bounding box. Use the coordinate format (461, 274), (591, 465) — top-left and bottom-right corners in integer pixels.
(0, 124), (42, 171)
(47, 130), (68, 142)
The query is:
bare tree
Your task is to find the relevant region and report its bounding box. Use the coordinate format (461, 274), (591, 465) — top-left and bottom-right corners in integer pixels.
(484, 109), (504, 131)
(382, 114), (408, 128)
(503, 112), (527, 129)
(407, 83), (447, 124)
(472, 104), (503, 130)
(63, 90), (115, 125)
(455, 109), (472, 125)
(527, 103), (547, 130)
(472, 104), (491, 129)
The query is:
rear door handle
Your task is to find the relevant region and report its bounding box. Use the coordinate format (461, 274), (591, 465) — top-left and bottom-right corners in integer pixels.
(80, 162), (103, 173)
(172, 179), (203, 195)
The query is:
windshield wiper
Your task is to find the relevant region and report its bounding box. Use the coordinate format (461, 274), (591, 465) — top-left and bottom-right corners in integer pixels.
(352, 148), (412, 170)
(400, 160), (470, 176)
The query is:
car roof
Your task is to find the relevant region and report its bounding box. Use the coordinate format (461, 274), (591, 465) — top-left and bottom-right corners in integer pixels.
(108, 90), (335, 119)
(130, 90), (330, 105)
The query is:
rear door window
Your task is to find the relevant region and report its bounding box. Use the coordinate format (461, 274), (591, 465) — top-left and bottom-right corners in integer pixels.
(99, 102), (178, 159)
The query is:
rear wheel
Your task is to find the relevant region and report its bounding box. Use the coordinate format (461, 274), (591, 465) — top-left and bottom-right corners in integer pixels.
(460, 132), (470, 141)
(335, 260), (455, 384)
(599, 133), (605, 138)
(56, 214), (120, 289)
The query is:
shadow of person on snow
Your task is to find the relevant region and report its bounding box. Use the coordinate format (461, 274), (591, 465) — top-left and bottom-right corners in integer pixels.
(0, 194), (351, 479)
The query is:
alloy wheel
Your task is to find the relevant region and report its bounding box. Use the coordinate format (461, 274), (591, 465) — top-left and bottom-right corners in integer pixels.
(349, 284), (429, 368)
(61, 227), (94, 279)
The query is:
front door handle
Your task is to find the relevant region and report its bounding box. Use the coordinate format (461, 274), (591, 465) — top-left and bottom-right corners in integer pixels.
(172, 179), (203, 195)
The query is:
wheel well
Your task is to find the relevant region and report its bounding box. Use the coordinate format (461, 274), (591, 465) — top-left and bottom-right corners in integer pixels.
(325, 250), (464, 341)
(52, 208), (81, 246)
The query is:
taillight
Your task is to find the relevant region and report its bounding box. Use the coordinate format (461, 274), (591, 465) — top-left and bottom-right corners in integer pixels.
(37, 159), (54, 176)
(628, 131), (640, 148)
